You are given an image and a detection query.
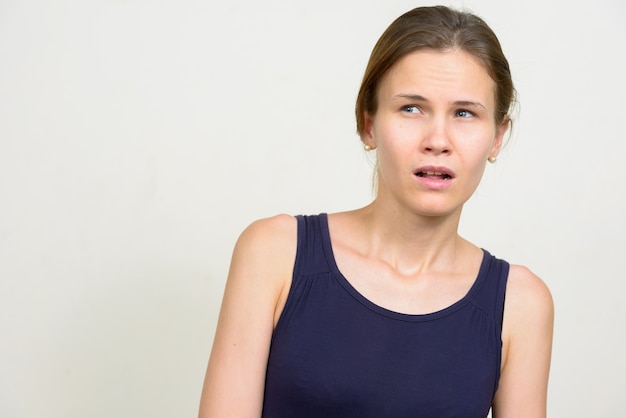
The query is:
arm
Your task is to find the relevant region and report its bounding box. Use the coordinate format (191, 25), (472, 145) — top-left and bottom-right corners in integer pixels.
(492, 265), (554, 418)
(198, 215), (297, 418)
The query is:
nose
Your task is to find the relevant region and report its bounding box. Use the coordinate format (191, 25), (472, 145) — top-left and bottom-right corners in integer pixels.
(422, 117), (451, 156)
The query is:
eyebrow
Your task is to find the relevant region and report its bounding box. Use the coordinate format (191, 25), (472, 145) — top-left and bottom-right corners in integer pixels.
(392, 94), (487, 110)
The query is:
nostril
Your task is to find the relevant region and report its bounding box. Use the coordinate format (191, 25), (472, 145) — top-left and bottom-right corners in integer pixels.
(423, 147), (450, 155)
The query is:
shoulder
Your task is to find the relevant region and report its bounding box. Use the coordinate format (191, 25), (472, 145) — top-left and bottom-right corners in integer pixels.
(199, 214), (298, 416)
(501, 264), (554, 359)
(225, 214), (298, 325)
(231, 214), (298, 275)
(236, 214), (297, 249)
(505, 265), (554, 322)
(494, 264), (554, 415)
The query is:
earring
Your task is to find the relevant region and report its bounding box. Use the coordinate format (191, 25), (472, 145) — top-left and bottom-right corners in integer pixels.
(364, 144), (373, 152)
(487, 156), (497, 163)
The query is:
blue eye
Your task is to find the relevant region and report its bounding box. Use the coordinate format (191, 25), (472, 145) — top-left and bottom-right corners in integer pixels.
(402, 105), (421, 114)
(456, 109), (474, 118)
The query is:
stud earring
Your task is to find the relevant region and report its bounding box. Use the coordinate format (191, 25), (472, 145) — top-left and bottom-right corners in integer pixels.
(487, 156), (497, 163)
(364, 144), (373, 152)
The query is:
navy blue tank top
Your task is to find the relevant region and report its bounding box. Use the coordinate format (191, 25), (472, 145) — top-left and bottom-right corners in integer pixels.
(262, 214), (509, 417)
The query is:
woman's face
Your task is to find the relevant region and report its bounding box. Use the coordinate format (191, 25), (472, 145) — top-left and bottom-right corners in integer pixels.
(362, 49), (508, 218)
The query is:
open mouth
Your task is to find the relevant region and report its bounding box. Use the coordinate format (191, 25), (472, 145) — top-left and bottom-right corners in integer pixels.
(415, 170), (453, 180)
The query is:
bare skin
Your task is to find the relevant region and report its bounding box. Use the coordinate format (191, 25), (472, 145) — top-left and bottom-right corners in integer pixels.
(198, 49), (553, 418)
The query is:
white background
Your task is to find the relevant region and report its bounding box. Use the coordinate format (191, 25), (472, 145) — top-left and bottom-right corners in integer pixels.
(1, 0), (625, 416)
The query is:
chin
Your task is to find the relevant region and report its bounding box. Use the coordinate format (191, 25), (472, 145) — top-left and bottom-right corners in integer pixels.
(410, 201), (464, 219)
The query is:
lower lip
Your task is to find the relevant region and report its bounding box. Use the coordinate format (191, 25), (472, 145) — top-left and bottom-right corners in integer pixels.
(414, 175), (454, 190)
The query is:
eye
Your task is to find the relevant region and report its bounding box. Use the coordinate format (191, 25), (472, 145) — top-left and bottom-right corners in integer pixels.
(455, 109), (475, 118)
(401, 105), (422, 114)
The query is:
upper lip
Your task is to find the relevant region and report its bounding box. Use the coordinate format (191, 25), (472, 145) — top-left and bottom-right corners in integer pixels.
(414, 165), (456, 179)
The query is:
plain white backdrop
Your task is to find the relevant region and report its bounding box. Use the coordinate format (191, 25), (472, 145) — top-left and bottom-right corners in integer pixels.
(1, 0), (625, 416)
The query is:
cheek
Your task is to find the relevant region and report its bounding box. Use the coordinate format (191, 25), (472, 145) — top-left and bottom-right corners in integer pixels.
(375, 138), (411, 179)
(454, 126), (497, 155)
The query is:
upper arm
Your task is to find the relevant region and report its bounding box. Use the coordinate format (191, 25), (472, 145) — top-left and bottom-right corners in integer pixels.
(198, 214), (297, 418)
(492, 265), (554, 418)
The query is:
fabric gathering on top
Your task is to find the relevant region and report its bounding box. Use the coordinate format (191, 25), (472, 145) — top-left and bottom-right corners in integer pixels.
(261, 214), (510, 418)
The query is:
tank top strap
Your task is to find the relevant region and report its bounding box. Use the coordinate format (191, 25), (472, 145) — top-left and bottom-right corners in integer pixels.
(293, 214), (332, 277)
(470, 250), (510, 331)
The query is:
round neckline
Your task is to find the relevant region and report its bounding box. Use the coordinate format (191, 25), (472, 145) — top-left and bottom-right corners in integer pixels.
(318, 213), (490, 322)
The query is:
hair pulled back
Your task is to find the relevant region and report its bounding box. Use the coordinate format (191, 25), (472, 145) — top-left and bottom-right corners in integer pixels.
(356, 6), (515, 135)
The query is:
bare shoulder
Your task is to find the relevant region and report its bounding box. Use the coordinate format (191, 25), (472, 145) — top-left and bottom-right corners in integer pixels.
(239, 213), (297, 239)
(199, 214), (297, 417)
(505, 265), (554, 320)
(233, 214), (297, 266)
(236, 214), (297, 254)
(494, 265), (554, 416)
(501, 264), (554, 364)
(229, 214), (298, 311)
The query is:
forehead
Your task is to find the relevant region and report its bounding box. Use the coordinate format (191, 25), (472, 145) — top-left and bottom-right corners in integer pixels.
(379, 49), (496, 106)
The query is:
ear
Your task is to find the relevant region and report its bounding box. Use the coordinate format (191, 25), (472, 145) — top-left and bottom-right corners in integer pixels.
(361, 112), (376, 150)
(489, 116), (509, 159)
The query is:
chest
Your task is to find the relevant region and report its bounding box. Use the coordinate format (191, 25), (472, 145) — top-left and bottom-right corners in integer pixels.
(263, 273), (500, 417)
(338, 261), (478, 315)
(331, 239), (483, 315)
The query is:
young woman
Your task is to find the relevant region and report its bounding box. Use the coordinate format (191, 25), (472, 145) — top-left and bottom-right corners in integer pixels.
(199, 6), (553, 417)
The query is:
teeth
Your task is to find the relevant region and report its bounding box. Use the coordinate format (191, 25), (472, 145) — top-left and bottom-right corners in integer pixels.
(417, 170), (451, 179)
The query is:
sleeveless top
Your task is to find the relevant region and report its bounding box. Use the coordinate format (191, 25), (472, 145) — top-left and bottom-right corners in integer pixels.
(262, 214), (509, 418)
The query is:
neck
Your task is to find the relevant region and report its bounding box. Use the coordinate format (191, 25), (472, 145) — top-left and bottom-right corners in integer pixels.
(356, 200), (466, 275)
